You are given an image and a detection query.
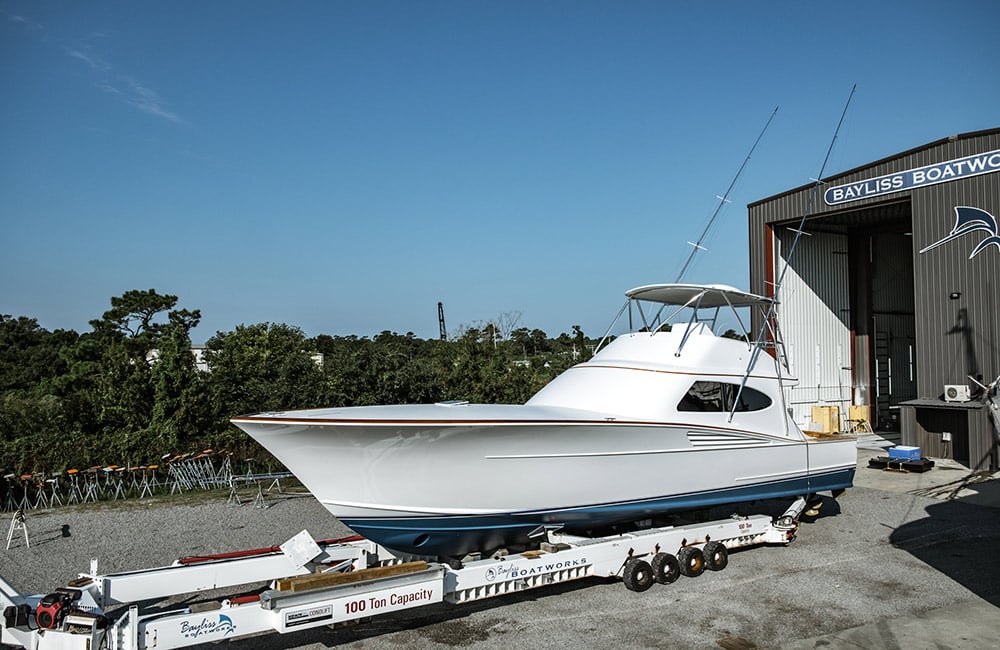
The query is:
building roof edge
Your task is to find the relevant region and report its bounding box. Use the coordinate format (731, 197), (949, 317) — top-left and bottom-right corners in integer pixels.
(747, 126), (1000, 208)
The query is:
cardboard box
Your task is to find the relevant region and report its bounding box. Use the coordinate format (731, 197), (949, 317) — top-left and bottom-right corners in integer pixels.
(811, 406), (840, 433)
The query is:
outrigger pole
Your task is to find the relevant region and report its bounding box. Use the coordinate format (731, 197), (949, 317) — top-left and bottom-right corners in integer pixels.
(770, 85), (856, 300)
(674, 105), (780, 283)
(647, 106), (779, 333)
(731, 85), (857, 424)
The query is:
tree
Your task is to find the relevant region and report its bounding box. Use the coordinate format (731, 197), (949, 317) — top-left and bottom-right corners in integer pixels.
(148, 322), (207, 454)
(203, 323), (326, 450)
(493, 310), (523, 341)
(721, 329), (746, 341)
(310, 334), (368, 407)
(90, 289), (200, 358)
(74, 289), (201, 464)
(0, 291), (609, 473)
(311, 332), (448, 407)
(0, 315), (77, 392)
(445, 327), (537, 403)
(0, 317), (80, 471)
(0, 391), (75, 472)
(510, 327), (532, 357)
(93, 341), (154, 454)
(530, 328), (550, 354)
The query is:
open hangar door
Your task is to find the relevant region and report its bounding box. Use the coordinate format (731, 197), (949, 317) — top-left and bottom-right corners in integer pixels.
(773, 227), (851, 427)
(774, 201), (915, 431)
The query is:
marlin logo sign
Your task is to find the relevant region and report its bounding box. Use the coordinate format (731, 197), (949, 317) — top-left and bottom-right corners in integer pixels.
(919, 206), (1000, 258)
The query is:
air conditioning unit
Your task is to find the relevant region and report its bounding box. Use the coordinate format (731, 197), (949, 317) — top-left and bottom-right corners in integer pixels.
(944, 384), (971, 402)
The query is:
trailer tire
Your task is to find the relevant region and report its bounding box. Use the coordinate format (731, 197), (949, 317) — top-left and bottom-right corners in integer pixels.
(703, 541), (728, 571)
(677, 546), (705, 577)
(622, 558), (654, 592)
(651, 552), (681, 584)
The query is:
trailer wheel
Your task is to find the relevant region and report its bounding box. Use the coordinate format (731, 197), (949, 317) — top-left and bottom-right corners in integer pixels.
(622, 558), (654, 592)
(651, 552), (680, 584)
(677, 546), (705, 577)
(703, 541), (729, 571)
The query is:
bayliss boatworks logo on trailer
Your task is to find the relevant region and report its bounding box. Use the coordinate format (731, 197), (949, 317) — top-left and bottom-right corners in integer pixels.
(920, 206), (1000, 259)
(179, 614), (236, 639)
(484, 557), (589, 581)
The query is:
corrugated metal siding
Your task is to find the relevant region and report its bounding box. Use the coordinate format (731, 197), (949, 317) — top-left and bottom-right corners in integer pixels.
(912, 166), (1000, 397)
(774, 230), (851, 426)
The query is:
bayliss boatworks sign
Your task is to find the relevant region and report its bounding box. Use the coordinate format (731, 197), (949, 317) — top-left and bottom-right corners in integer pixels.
(824, 149), (1000, 205)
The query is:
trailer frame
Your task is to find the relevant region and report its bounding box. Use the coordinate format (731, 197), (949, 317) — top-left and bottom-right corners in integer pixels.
(1, 497), (809, 649)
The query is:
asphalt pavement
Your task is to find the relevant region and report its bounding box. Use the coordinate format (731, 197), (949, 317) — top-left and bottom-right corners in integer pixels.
(778, 445), (1000, 649)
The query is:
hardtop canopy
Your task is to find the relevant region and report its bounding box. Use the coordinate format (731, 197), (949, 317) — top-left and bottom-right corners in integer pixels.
(625, 283), (774, 309)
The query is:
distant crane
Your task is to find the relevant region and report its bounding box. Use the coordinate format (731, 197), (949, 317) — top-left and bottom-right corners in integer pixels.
(438, 302), (447, 341)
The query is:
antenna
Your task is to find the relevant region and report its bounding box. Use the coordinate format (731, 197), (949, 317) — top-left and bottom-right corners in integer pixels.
(437, 302), (447, 341)
(675, 106), (779, 283)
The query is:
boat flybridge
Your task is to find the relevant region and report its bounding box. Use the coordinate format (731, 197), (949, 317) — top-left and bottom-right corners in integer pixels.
(231, 283), (857, 560)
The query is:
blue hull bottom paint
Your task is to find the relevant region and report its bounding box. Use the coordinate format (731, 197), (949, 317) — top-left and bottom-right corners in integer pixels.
(339, 467), (856, 557)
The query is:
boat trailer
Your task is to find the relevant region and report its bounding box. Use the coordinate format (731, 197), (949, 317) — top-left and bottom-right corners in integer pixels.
(2, 498), (809, 649)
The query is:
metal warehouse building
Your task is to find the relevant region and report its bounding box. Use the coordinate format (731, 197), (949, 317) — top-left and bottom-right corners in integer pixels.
(749, 128), (1000, 470)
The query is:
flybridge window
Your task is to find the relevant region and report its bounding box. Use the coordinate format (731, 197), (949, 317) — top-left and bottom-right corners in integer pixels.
(677, 381), (772, 412)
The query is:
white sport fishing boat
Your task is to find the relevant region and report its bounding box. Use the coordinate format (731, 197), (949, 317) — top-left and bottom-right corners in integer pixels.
(232, 284), (856, 559)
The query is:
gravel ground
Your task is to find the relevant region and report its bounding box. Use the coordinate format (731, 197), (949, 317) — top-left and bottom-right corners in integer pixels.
(3, 482), (1000, 649)
(1, 490), (353, 595)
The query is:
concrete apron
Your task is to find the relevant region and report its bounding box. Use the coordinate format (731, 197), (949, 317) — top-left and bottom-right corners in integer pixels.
(779, 443), (1000, 649)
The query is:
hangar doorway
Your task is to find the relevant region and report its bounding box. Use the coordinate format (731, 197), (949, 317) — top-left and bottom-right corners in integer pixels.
(858, 227), (917, 429)
(775, 200), (915, 431)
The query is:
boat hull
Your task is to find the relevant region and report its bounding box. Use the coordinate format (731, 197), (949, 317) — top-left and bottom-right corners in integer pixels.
(233, 414), (855, 557)
(337, 465), (854, 557)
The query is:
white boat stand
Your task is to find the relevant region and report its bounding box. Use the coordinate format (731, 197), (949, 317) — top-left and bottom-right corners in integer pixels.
(5, 508), (29, 550)
(1, 497), (809, 650)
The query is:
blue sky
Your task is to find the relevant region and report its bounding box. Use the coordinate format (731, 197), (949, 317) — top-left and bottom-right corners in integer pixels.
(2, 1), (998, 342)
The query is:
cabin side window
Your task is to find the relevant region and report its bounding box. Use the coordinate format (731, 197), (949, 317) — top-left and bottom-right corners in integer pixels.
(677, 381), (772, 412)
